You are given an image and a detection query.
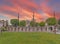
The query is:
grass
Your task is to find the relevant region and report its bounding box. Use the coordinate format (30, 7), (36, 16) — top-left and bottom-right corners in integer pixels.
(0, 32), (60, 44)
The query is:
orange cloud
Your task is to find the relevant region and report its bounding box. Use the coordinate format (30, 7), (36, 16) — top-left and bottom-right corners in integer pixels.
(0, 0), (60, 22)
(0, 5), (43, 22)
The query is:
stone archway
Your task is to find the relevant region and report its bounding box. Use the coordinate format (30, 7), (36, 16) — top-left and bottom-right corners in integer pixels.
(47, 26), (55, 32)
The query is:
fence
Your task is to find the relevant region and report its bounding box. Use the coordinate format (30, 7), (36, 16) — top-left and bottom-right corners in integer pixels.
(6, 26), (47, 32)
(0, 25), (59, 32)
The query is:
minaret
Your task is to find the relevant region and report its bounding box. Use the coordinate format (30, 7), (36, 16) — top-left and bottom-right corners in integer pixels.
(32, 11), (35, 22)
(18, 12), (19, 26)
(18, 13), (19, 21)
(53, 11), (55, 18)
(32, 11), (35, 27)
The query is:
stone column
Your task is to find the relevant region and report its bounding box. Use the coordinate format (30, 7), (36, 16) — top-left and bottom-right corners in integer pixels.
(47, 26), (48, 32)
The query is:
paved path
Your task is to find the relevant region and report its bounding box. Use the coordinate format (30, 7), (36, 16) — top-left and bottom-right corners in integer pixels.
(56, 30), (60, 34)
(56, 32), (60, 34)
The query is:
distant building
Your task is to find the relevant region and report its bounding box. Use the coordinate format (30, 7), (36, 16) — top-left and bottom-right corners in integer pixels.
(0, 20), (8, 27)
(26, 20), (30, 27)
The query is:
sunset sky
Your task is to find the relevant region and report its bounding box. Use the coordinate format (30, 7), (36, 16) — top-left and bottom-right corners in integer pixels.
(0, 0), (60, 22)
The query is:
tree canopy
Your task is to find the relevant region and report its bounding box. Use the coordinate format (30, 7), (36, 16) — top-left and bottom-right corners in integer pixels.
(46, 18), (57, 26)
(58, 19), (60, 25)
(39, 22), (45, 27)
(10, 19), (19, 26)
(19, 20), (26, 27)
(30, 21), (38, 27)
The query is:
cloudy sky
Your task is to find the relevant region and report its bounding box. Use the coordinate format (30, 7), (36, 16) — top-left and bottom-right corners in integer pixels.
(0, 0), (60, 22)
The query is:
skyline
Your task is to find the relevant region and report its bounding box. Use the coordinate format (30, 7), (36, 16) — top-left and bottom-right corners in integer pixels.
(0, 0), (60, 22)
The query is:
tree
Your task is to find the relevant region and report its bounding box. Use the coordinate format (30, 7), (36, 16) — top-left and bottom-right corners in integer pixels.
(30, 21), (36, 27)
(46, 18), (57, 34)
(10, 19), (19, 31)
(46, 18), (57, 26)
(35, 22), (39, 27)
(19, 20), (26, 27)
(0, 27), (7, 35)
(30, 21), (39, 27)
(39, 22), (45, 31)
(10, 19), (19, 27)
(58, 19), (60, 25)
(19, 20), (26, 31)
(30, 21), (38, 31)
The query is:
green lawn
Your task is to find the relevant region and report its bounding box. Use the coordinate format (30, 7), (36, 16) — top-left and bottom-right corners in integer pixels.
(0, 32), (60, 44)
